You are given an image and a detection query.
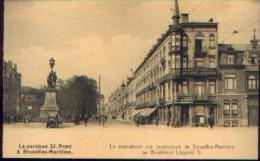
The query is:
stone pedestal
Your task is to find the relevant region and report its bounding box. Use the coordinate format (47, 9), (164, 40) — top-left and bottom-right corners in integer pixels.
(40, 89), (59, 120)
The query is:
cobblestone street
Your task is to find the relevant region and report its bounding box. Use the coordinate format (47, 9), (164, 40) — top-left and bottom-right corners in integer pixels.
(3, 120), (258, 159)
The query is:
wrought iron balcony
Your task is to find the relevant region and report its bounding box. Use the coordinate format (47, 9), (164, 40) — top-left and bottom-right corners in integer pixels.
(182, 68), (217, 77)
(148, 100), (157, 107)
(194, 48), (208, 57)
(136, 100), (157, 109)
(193, 94), (206, 100)
(168, 46), (181, 55)
(136, 83), (156, 97)
(218, 64), (245, 69)
(158, 69), (181, 84)
(159, 97), (165, 105)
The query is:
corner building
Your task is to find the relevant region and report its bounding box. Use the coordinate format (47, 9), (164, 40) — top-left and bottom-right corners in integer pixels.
(134, 0), (218, 126)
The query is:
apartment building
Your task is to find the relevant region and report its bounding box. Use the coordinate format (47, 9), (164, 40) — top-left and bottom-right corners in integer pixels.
(107, 0), (259, 127)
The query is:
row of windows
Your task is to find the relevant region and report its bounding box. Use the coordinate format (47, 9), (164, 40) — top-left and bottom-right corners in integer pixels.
(224, 74), (258, 90)
(136, 33), (217, 78)
(178, 81), (216, 96)
(225, 53), (257, 65)
(173, 33), (216, 50)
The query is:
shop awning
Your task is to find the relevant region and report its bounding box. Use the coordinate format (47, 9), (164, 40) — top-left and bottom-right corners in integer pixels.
(135, 107), (158, 117)
(143, 107), (158, 117)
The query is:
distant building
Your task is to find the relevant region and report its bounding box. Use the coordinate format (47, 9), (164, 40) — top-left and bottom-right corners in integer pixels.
(3, 60), (21, 122)
(19, 87), (45, 121)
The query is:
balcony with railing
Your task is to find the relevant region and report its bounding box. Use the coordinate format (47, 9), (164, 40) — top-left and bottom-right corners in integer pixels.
(175, 93), (217, 104)
(136, 100), (157, 109)
(182, 68), (217, 77)
(194, 47), (208, 57)
(168, 46), (181, 55)
(159, 69), (181, 84)
(218, 64), (245, 69)
(193, 94), (217, 104)
(159, 97), (165, 105)
(136, 83), (156, 97)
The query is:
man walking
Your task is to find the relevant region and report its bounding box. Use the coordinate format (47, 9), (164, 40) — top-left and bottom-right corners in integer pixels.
(155, 114), (159, 127)
(84, 113), (89, 126)
(208, 115), (214, 129)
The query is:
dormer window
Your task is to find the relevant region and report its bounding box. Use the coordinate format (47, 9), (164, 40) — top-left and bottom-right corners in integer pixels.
(209, 33), (216, 48)
(226, 55), (235, 65)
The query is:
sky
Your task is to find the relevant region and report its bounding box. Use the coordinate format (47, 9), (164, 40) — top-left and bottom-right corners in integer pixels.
(4, 0), (260, 101)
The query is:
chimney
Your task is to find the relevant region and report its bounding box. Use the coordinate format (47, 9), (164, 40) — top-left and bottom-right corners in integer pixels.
(181, 13), (189, 23)
(209, 18), (214, 23)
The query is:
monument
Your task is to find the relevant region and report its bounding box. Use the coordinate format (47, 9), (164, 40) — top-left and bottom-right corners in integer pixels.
(40, 57), (60, 120)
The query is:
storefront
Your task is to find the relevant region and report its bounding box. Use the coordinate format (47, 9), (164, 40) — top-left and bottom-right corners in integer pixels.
(134, 107), (158, 124)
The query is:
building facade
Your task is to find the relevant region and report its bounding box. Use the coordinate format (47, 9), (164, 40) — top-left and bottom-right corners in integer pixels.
(107, 0), (259, 127)
(3, 60), (22, 122)
(19, 87), (45, 121)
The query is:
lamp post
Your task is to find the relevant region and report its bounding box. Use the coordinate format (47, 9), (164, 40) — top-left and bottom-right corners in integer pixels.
(49, 57), (55, 70)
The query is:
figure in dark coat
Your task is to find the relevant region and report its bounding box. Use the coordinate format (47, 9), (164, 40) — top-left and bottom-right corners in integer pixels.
(155, 115), (159, 127)
(84, 113), (89, 126)
(208, 115), (214, 129)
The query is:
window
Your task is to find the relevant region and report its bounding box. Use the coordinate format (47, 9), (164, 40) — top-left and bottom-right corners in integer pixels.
(251, 57), (256, 64)
(247, 75), (257, 89)
(175, 55), (180, 68)
(231, 100), (238, 116)
(172, 34), (181, 51)
(183, 57), (188, 68)
(195, 32), (204, 53)
(163, 84), (166, 98)
(168, 60), (172, 70)
(226, 55), (235, 65)
(209, 34), (216, 48)
(183, 34), (188, 49)
(209, 57), (215, 68)
(195, 82), (204, 98)
(168, 82), (171, 101)
(223, 100), (230, 116)
(182, 81), (188, 95)
(195, 39), (202, 53)
(195, 59), (205, 67)
(224, 74), (237, 90)
(209, 81), (216, 95)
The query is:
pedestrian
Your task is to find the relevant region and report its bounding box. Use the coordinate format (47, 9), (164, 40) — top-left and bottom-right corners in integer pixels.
(171, 117), (175, 128)
(167, 117), (171, 127)
(74, 115), (79, 125)
(98, 116), (101, 126)
(208, 115), (214, 129)
(175, 119), (180, 128)
(25, 115), (30, 125)
(7, 116), (11, 124)
(84, 113), (89, 126)
(155, 115), (159, 127)
(135, 116), (140, 127)
(102, 115), (106, 127)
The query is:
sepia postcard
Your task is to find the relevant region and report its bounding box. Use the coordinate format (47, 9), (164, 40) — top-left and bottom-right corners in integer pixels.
(1, 0), (259, 160)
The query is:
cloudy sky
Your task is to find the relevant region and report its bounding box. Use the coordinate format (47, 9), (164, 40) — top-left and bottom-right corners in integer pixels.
(4, 0), (260, 100)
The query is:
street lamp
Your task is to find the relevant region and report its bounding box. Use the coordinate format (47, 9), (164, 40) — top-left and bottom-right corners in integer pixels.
(49, 57), (55, 70)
